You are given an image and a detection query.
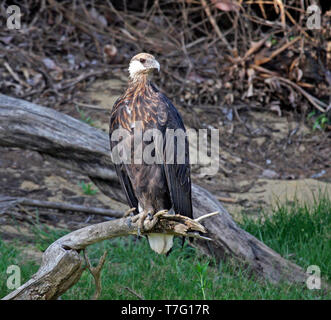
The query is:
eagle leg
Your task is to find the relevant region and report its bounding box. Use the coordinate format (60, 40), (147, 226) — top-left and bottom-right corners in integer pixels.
(137, 210), (150, 236)
(135, 209), (168, 236)
(148, 209), (168, 226)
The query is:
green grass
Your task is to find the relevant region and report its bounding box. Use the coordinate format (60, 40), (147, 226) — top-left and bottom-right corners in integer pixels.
(76, 106), (95, 126)
(1, 195), (330, 300)
(307, 111), (330, 131)
(31, 222), (70, 252)
(241, 195), (331, 282)
(0, 239), (39, 297)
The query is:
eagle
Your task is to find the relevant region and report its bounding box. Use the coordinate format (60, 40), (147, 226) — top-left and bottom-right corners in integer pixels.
(109, 53), (193, 254)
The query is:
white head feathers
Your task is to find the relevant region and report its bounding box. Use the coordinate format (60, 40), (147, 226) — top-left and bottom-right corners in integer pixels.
(128, 53), (160, 81)
(128, 60), (146, 79)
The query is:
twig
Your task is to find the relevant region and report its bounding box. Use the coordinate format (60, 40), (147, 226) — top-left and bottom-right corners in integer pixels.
(4, 62), (30, 88)
(73, 100), (107, 110)
(200, 0), (232, 52)
(194, 211), (219, 223)
(254, 36), (301, 65)
(258, 2), (267, 20)
(123, 287), (144, 300)
(218, 196), (238, 204)
(1, 195), (123, 218)
(284, 10), (313, 41)
(83, 250), (108, 300)
(243, 33), (274, 61)
(274, 0), (286, 29)
(234, 106), (254, 136)
(275, 76), (327, 113)
(59, 71), (107, 90)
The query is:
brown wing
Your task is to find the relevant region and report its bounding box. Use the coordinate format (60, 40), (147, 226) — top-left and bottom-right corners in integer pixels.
(156, 91), (193, 219)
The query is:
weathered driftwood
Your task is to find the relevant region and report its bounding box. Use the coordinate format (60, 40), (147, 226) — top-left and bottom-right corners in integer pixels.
(0, 94), (310, 289)
(2, 211), (208, 300)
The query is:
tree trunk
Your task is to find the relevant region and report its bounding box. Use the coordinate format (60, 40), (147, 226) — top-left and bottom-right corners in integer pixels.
(0, 94), (309, 287)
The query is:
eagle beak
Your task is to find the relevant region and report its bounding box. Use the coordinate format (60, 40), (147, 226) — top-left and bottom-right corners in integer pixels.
(155, 60), (160, 72)
(150, 60), (160, 72)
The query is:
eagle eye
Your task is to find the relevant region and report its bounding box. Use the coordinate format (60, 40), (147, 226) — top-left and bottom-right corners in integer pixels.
(139, 58), (146, 63)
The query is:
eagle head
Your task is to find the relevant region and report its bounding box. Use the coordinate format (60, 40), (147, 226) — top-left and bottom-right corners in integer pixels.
(128, 53), (160, 81)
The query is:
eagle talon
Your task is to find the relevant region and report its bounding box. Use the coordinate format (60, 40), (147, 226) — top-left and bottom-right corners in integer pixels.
(124, 207), (136, 217)
(154, 209), (168, 218)
(137, 210), (149, 235)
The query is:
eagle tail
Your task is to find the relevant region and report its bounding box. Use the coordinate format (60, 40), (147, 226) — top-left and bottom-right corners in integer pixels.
(147, 233), (174, 254)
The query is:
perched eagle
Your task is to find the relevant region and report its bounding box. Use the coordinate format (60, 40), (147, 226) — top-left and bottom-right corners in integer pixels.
(109, 53), (192, 254)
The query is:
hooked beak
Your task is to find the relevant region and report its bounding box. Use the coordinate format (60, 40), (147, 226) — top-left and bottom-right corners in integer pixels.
(149, 59), (160, 72)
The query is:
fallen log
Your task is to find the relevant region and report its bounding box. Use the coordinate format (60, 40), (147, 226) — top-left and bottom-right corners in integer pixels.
(0, 94), (310, 289)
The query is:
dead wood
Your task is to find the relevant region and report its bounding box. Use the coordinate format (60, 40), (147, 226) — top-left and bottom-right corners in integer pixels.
(0, 195), (123, 218)
(83, 250), (108, 300)
(0, 94), (314, 295)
